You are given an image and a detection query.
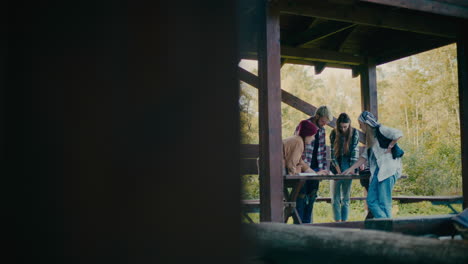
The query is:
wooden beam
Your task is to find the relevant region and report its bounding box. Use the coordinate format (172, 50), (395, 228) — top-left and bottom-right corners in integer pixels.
(239, 67), (366, 143)
(307, 25), (356, 74)
(240, 159), (259, 175)
(457, 29), (468, 209)
(333, 25), (357, 52)
(282, 59), (355, 70)
(280, 89), (337, 128)
(279, 0), (460, 38)
(284, 21), (355, 47)
(368, 31), (455, 65)
(281, 46), (365, 65)
(352, 66), (360, 78)
(360, 60), (378, 119)
(240, 53), (361, 69)
(239, 66), (259, 88)
(314, 62), (326, 74)
(257, 0), (284, 223)
(280, 58), (287, 68)
(359, 0), (468, 19)
(375, 40), (454, 65)
(240, 144), (259, 159)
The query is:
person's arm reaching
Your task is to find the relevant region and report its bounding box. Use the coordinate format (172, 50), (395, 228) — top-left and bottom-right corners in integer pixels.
(342, 157), (367, 175)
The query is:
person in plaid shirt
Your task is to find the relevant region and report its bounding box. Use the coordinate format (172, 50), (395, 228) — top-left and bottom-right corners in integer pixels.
(293, 105), (333, 224)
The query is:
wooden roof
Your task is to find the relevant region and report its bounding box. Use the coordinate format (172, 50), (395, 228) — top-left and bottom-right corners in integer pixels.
(239, 0), (468, 71)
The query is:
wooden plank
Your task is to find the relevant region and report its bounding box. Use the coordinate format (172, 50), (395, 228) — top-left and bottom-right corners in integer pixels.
(240, 144), (259, 159)
(352, 66), (360, 78)
(360, 60), (378, 119)
(307, 25), (356, 75)
(360, 0), (468, 19)
(314, 195), (459, 203)
(238, 66), (259, 88)
(242, 196), (461, 207)
(279, 0), (460, 38)
(285, 174), (408, 180)
(240, 53), (357, 70)
(285, 174), (370, 180)
(314, 62), (326, 74)
(372, 34), (454, 65)
(284, 20), (355, 47)
(394, 195), (463, 203)
(280, 58), (287, 68)
(279, 58), (356, 70)
(457, 30), (468, 209)
(316, 197), (366, 203)
(240, 159), (259, 175)
(257, 1), (284, 222)
(281, 46), (365, 65)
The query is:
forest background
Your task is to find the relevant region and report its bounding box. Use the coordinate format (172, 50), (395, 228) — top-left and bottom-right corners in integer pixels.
(239, 43), (463, 223)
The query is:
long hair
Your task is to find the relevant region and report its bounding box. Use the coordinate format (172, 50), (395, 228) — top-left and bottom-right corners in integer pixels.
(333, 113), (353, 158)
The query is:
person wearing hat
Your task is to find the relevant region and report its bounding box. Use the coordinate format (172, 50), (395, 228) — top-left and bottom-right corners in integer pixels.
(342, 111), (403, 219)
(283, 120), (322, 175)
(293, 105), (333, 224)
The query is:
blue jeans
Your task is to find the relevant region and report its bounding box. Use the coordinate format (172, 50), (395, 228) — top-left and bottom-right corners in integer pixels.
(367, 166), (397, 219)
(294, 179), (319, 224)
(330, 157), (352, 221)
(331, 179), (352, 221)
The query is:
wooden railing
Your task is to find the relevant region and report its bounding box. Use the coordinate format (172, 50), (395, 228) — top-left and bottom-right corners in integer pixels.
(240, 143), (463, 222)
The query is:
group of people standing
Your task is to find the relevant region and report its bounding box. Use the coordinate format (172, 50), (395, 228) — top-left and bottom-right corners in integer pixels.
(282, 106), (403, 223)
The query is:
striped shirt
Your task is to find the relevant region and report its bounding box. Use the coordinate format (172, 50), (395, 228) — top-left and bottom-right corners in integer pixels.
(295, 118), (327, 171)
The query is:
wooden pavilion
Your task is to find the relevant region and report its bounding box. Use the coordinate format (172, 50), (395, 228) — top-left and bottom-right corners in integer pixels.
(5, 0), (468, 263)
(238, 0), (468, 223)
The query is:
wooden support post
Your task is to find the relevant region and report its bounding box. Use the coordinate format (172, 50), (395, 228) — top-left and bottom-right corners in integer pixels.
(360, 59), (378, 118)
(257, 0), (283, 222)
(457, 29), (468, 209)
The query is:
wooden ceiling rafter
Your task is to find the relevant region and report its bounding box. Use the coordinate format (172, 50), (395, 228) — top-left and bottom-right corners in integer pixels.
(314, 62), (326, 74)
(281, 46), (366, 65)
(312, 26), (359, 76)
(279, 0), (460, 38)
(281, 16), (357, 74)
(283, 20), (356, 47)
(359, 0), (468, 19)
(283, 59), (356, 70)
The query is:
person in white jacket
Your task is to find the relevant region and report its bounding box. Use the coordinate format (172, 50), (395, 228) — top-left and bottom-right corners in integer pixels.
(342, 111), (403, 218)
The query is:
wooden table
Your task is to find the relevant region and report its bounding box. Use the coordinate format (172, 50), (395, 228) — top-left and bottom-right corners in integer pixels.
(283, 174), (371, 224)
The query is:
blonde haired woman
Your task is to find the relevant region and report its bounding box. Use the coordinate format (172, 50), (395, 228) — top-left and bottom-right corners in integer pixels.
(342, 111), (403, 219)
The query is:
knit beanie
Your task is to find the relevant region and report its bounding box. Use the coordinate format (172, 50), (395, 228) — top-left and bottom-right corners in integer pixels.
(298, 120), (318, 138)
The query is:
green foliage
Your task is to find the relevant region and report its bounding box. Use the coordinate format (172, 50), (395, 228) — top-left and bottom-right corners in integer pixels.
(239, 43), (462, 222)
(242, 201), (463, 224)
(241, 174), (259, 200)
(240, 82), (259, 144)
(378, 44), (461, 195)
